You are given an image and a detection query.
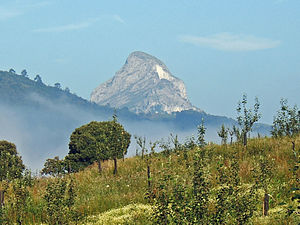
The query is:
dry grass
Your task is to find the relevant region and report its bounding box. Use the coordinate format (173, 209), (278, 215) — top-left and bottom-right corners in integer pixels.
(1, 134), (299, 224)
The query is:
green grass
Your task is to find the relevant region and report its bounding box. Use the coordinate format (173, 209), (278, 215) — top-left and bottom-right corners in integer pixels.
(1, 135), (299, 224)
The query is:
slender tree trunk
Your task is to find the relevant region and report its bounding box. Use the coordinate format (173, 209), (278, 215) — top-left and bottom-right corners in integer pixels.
(292, 141), (295, 151)
(230, 136), (233, 145)
(68, 162), (71, 173)
(147, 164), (151, 189)
(0, 190), (4, 208)
(243, 132), (247, 146)
(97, 159), (102, 173)
(113, 158), (117, 175)
(263, 193), (269, 216)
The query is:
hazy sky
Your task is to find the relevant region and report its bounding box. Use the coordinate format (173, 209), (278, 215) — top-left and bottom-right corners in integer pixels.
(1, 0), (299, 124)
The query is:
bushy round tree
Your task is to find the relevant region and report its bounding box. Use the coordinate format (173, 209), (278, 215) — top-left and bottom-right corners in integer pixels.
(65, 118), (131, 174)
(0, 140), (25, 182)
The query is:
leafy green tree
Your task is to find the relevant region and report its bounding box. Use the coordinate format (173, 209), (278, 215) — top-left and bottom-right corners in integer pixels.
(41, 156), (65, 177)
(66, 122), (110, 173)
(197, 118), (206, 147)
(0, 140), (25, 182)
(271, 99), (300, 150)
(108, 116), (131, 175)
(236, 94), (261, 146)
(65, 118), (131, 174)
(218, 124), (229, 145)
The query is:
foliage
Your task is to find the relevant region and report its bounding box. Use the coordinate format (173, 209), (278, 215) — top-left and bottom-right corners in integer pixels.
(236, 94), (261, 146)
(0, 171), (33, 224)
(135, 136), (147, 159)
(152, 171), (189, 224)
(109, 116), (131, 174)
(184, 135), (197, 150)
(212, 155), (258, 224)
(41, 156), (65, 177)
(0, 130), (300, 224)
(286, 141), (300, 218)
(152, 148), (259, 224)
(197, 118), (206, 147)
(10, 178), (31, 224)
(65, 119), (131, 173)
(218, 124), (229, 145)
(0, 140), (25, 182)
(191, 148), (210, 223)
(271, 99), (300, 150)
(43, 177), (78, 225)
(151, 148), (208, 224)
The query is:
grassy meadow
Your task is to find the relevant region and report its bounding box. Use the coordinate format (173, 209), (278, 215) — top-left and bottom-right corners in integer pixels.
(0, 134), (299, 224)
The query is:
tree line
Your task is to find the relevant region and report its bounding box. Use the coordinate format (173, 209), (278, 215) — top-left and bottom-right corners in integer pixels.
(6, 68), (71, 93)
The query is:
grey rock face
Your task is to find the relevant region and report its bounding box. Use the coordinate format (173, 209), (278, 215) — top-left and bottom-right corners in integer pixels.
(90, 51), (200, 114)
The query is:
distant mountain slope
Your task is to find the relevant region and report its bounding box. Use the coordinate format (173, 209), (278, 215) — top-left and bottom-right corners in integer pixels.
(0, 70), (271, 170)
(91, 51), (200, 114)
(0, 70), (249, 129)
(0, 70), (102, 110)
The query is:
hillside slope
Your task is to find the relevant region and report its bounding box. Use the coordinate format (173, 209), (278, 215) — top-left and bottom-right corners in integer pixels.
(1, 135), (299, 224)
(0, 70), (270, 170)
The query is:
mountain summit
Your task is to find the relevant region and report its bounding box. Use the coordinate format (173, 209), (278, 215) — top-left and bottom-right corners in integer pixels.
(90, 51), (200, 114)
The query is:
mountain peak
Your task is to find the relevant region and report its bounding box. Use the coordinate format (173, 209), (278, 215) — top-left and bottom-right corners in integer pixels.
(128, 51), (155, 59)
(90, 51), (200, 114)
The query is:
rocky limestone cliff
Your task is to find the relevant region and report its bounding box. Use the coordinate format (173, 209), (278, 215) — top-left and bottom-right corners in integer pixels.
(90, 51), (200, 114)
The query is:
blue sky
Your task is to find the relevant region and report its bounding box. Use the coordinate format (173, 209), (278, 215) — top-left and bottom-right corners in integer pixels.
(0, 0), (299, 124)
